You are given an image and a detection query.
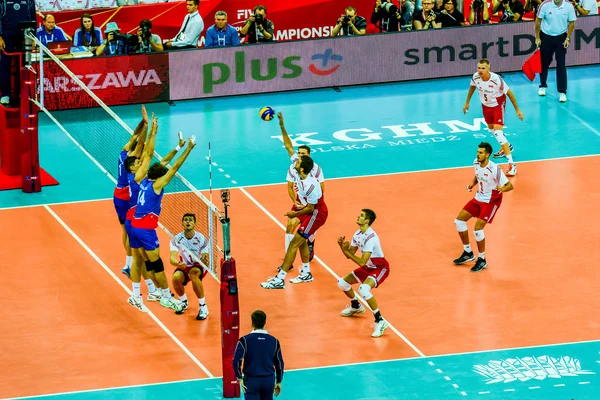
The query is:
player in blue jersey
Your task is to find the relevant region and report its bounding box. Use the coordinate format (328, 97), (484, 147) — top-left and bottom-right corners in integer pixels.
(124, 116), (187, 310)
(114, 105), (148, 278)
(129, 135), (197, 312)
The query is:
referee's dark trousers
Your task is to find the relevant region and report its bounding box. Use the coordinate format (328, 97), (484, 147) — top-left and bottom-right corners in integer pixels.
(244, 375), (276, 400)
(539, 31), (568, 94)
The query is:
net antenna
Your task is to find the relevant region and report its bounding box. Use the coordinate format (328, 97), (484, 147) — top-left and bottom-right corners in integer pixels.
(220, 189), (231, 260)
(27, 33), (221, 279)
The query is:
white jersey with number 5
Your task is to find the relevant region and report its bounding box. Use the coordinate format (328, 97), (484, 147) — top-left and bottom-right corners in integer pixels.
(351, 227), (385, 269)
(474, 159), (509, 203)
(471, 72), (509, 107)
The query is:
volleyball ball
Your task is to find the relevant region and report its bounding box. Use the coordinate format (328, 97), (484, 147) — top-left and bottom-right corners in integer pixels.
(259, 106), (275, 121)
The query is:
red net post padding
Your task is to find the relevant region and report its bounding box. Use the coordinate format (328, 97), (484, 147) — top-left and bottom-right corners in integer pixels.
(20, 66), (41, 193)
(220, 258), (240, 398)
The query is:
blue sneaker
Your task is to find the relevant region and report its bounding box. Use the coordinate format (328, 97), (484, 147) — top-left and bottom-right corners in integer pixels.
(121, 266), (131, 279)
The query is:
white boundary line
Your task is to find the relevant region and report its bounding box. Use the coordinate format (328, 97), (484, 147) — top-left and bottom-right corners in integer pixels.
(43, 205), (215, 378)
(7, 338), (598, 400)
(238, 187), (426, 358)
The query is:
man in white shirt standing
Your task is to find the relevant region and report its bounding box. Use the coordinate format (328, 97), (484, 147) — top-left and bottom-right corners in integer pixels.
(165, 0), (204, 50)
(463, 59), (524, 177)
(453, 142), (514, 272)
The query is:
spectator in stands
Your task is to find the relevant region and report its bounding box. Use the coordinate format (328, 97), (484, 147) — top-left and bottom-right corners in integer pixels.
(95, 22), (128, 56)
(331, 6), (367, 36)
(572, 0), (598, 15)
(135, 19), (163, 53)
(36, 14), (68, 46)
(240, 5), (274, 43)
(399, 0), (416, 30)
(73, 14), (103, 52)
(371, 0), (401, 32)
(205, 11), (241, 48)
(165, 0), (204, 49)
(468, 0), (491, 24)
(438, 0), (466, 27)
(413, 0), (442, 29)
(524, 0), (542, 15)
(492, 0), (525, 22)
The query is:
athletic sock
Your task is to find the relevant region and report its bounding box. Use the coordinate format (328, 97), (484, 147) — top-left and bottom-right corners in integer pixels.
(301, 263), (310, 274)
(199, 297), (206, 307)
(350, 297), (360, 309)
(506, 154), (514, 164)
(162, 288), (171, 298)
(126, 256), (133, 267)
(179, 293), (188, 302)
(145, 279), (156, 293)
(132, 282), (141, 298)
(373, 309), (382, 323)
(277, 270), (287, 280)
(479, 252), (486, 259)
(464, 244), (472, 253)
(285, 234), (294, 252)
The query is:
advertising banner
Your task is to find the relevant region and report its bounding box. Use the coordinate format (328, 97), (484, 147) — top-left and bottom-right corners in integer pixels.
(40, 53), (170, 110)
(169, 17), (600, 100)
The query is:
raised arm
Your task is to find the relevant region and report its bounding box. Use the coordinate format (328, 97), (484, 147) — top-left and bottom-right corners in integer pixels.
(135, 114), (158, 183)
(154, 136), (197, 192)
(277, 112), (295, 157)
(160, 132), (186, 167)
(128, 105), (149, 157)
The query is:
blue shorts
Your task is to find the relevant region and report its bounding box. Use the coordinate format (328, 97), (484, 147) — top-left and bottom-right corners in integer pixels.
(130, 226), (160, 251)
(124, 220), (140, 248)
(113, 197), (129, 224)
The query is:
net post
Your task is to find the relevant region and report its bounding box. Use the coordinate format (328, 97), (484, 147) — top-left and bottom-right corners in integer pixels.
(21, 29), (41, 193)
(219, 189), (240, 398)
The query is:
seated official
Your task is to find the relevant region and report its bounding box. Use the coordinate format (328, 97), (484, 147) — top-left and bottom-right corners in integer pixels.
(95, 22), (128, 56)
(205, 11), (240, 47)
(165, 0), (204, 49)
(134, 19), (163, 53)
(73, 14), (103, 52)
(239, 5), (275, 43)
(36, 14), (68, 46)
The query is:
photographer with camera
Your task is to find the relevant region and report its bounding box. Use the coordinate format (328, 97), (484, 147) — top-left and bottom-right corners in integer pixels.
(371, 0), (401, 32)
(524, 0), (542, 15)
(240, 5), (274, 44)
(492, 0), (524, 23)
(331, 6), (367, 36)
(571, 0), (598, 16)
(438, 0), (466, 27)
(135, 19), (163, 53)
(413, 0), (441, 30)
(95, 22), (130, 56)
(468, 0), (491, 25)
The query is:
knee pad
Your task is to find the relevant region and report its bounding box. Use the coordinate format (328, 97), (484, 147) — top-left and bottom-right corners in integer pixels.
(455, 219), (468, 232)
(337, 278), (351, 292)
(493, 130), (508, 146)
(358, 284), (373, 300)
(474, 229), (485, 242)
(149, 258), (165, 273)
(144, 260), (153, 272)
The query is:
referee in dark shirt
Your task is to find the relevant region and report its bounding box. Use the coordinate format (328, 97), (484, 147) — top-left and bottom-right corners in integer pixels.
(233, 310), (284, 399)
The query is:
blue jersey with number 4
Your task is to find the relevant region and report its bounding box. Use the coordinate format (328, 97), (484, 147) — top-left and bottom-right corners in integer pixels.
(132, 178), (164, 229)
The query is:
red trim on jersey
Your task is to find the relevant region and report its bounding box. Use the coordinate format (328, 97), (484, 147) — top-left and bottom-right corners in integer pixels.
(131, 213), (160, 229)
(113, 186), (130, 201)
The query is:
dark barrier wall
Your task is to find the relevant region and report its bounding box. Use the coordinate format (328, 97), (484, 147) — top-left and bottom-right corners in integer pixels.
(169, 17), (600, 100)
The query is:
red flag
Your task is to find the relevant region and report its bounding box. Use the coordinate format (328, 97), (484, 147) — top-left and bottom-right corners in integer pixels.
(522, 49), (542, 82)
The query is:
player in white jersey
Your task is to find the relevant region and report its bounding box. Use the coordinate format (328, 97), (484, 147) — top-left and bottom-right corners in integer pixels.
(261, 156), (329, 289)
(169, 213), (210, 320)
(337, 209), (390, 338)
(277, 112), (325, 269)
(463, 59), (524, 177)
(453, 142), (514, 272)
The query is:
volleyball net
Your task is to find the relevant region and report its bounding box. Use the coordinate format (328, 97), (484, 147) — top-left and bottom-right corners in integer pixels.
(29, 34), (221, 277)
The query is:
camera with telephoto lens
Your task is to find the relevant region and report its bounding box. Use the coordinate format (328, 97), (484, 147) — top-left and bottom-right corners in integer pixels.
(342, 15), (352, 24)
(472, 0), (484, 8)
(254, 13), (264, 24)
(380, 0), (399, 14)
(112, 32), (138, 47)
(140, 24), (152, 41)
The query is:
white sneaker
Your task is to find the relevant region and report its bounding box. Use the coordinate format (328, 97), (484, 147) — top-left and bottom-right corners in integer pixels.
(559, 93), (567, 102)
(506, 164), (517, 177)
(538, 87), (546, 96)
(0, 96), (9, 105)
(341, 304), (366, 317)
(147, 290), (162, 302)
(160, 296), (184, 314)
(289, 272), (314, 284)
(371, 319), (390, 338)
(261, 277), (285, 289)
(179, 299), (188, 312)
(196, 305), (209, 320)
(128, 295), (149, 313)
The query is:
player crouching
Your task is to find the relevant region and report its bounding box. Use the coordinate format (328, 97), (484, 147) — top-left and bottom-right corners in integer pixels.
(170, 213), (210, 320)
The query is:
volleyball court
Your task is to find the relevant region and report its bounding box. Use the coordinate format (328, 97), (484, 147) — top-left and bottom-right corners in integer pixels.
(1, 38), (599, 400)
